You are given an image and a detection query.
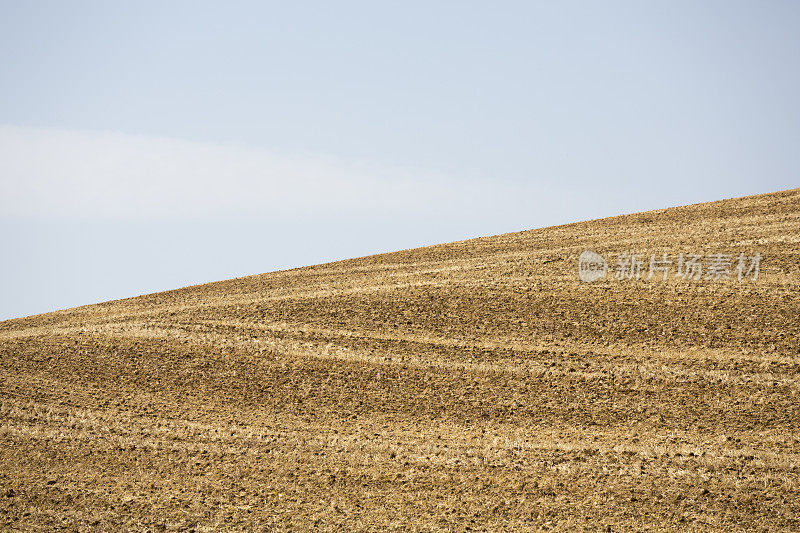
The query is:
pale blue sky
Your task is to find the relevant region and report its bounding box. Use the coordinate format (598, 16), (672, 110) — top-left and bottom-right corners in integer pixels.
(1, 1), (799, 320)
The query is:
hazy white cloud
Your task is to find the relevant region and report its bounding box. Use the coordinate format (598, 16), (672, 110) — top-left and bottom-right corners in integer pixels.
(1, 125), (527, 219)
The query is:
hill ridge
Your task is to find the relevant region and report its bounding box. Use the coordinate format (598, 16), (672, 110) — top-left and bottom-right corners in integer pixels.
(1, 188), (798, 530)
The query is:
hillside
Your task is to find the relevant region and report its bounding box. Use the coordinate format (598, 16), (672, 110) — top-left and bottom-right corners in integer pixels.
(1, 189), (799, 531)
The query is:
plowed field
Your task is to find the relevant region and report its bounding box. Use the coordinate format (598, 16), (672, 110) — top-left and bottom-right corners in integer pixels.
(2, 189), (799, 531)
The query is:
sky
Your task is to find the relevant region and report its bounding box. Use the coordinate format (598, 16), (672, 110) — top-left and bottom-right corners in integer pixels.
(1, 1), (799, 320)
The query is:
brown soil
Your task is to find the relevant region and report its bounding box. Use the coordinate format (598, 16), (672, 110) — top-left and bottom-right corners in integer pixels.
(1, 189), (799, 531)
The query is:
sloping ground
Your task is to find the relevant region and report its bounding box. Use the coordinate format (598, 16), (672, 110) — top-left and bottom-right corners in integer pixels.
(1, 189), (799, 531)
